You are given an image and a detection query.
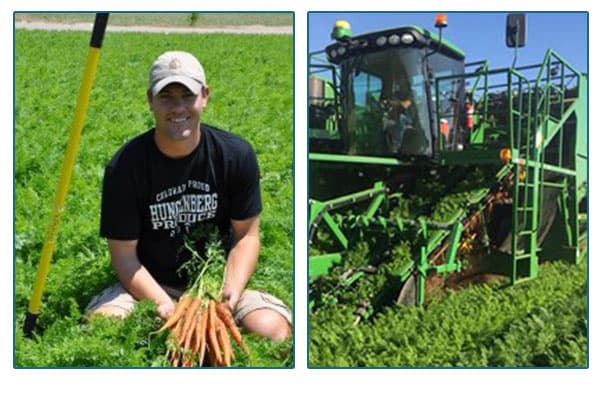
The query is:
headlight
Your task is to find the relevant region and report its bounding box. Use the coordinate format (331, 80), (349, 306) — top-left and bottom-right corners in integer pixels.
(337, 46), (346, 55)
(375, 36), (387, 46)
(388, 34), (401, 45)
(401, 33), (415, 45)
(329, 49), (337, 58)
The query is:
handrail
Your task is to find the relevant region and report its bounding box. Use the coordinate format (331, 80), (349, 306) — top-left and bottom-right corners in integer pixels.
(534, 49), (582, 86)
(435, 66), (530, 153)
(466, 60), (489, 98)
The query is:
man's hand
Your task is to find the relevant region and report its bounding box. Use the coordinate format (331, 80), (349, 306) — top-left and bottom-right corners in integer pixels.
(107, 239), (177, 320)
(156, 299), (176, 320)
(221, 289), (240, 312)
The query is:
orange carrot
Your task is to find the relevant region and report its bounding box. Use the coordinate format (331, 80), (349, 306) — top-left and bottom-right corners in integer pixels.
(193, 309), (204, 353)
(183, 313), (199, 350)
(158, 295), (193, 333)
(216, 317), (233, 366)
(207, 300), (223, 365)
(171, 317), (185, 344)
(179, 297), (202, 346)
(197, 308), (209, 367)
(215, 302), (249, 355)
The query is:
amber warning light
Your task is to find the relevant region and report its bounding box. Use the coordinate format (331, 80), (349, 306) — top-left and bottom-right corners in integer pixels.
(435, 14), (448, 28)
(499, 148), (512, 163)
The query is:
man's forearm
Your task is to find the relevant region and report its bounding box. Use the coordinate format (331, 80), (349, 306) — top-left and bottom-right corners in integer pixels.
(115, 261), (172, 305)
(222, 234), (259, 304)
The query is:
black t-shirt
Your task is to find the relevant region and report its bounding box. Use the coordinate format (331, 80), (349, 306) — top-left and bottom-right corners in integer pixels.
(100, 124), (262, 286)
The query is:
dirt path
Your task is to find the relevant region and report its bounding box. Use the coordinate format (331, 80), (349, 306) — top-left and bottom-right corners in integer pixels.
(14, 20), (292, 35)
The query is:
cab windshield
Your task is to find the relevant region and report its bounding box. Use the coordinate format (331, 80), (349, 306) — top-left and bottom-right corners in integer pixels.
(340, 48), (431, 157)
(339, 46), (465, 158)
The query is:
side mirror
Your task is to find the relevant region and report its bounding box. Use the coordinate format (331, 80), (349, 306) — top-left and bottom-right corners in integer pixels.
(506, 13), (526, 48)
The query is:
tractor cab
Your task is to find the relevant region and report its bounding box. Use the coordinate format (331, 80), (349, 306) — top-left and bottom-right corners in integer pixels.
(309, 18), (466, 160)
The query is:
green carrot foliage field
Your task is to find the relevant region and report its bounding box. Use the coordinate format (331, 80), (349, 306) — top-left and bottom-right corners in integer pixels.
(310, 260), (587, 367)
(14, 28), (293, 367)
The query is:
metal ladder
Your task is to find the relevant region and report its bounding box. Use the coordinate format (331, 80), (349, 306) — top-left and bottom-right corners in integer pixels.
(508, 68), (542, 283)
(508, 50), (579, 282)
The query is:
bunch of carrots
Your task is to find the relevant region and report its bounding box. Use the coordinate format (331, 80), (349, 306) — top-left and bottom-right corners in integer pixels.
(159, 294), (249, 367)
(158, 227), (249, 367)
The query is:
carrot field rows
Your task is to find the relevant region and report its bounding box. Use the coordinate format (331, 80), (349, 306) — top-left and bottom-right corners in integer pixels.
(14, 28), (293, 367)
(309, 260), (587, 367)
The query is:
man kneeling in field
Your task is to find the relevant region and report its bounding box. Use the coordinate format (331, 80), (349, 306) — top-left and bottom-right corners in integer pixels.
(86, 51), (291, 341)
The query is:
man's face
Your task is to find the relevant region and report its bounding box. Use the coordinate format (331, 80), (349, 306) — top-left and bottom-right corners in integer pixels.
(148, 82), (209, 141)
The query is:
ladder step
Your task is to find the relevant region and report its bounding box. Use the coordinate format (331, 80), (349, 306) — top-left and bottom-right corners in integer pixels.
(543, 181), (566, 188)
(515, 253), (532, 260)
(513, 276), (536, 284)
(518, 230), (534, 236)
(517, 207), (534, 212)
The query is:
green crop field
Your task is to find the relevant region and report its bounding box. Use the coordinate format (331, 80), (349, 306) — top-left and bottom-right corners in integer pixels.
(14, 28), (293, 367)
(310, 260), (588, 367)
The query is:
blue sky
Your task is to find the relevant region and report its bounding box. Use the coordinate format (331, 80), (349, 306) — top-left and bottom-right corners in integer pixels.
(308, 12), (588, 74)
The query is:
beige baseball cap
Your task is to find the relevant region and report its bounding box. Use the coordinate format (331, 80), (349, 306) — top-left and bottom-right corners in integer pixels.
(148, 51), (206, 96)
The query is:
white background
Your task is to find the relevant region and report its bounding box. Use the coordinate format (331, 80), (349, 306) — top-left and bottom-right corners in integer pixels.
(3, 1), (597, 399)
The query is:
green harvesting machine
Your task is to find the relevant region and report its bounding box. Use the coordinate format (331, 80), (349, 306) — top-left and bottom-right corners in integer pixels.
(308, 14), (587, 317)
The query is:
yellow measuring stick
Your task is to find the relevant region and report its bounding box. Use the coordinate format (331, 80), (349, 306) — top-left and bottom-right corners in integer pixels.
(24, 13), (109, 337)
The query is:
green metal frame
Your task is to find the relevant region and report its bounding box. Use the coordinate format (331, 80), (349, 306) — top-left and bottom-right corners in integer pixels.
(309, 182), (387, 281)
(434, 49), (587, 283)
(309, 39), (587, 316)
